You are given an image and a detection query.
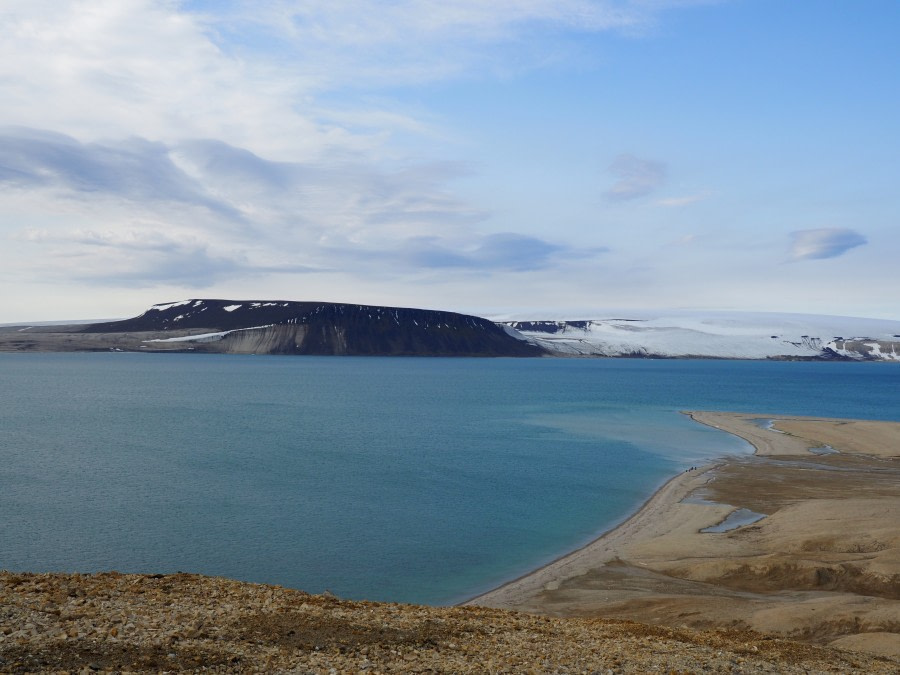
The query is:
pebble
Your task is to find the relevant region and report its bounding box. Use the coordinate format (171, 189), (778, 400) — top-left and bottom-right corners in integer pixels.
(1, 571), (896, 674)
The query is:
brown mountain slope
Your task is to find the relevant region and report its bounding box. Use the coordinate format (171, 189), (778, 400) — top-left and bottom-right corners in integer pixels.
(2, 571), (897, 673)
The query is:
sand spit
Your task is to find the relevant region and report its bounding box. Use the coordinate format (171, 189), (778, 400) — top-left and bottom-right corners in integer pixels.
(471, 412), (900, 662)
(2, 571), (897, 674)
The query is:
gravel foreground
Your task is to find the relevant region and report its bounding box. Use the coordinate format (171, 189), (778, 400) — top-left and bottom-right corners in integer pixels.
(2, 572), (898, 674)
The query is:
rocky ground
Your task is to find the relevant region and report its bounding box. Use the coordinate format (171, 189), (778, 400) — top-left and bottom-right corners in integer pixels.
(2, 571), (898, 674)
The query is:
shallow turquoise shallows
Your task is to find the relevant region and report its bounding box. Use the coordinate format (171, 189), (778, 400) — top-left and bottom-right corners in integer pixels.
(1, 354), (898, 604)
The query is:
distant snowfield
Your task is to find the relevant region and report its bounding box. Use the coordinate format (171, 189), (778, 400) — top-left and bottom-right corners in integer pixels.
(497, 311), (900, 360)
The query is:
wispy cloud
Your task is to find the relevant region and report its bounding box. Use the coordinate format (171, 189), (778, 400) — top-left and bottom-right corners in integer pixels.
(9, 0), (814, 320)
(18, 227), (324, 287)
(0, 1), (686, 292)
(605, 154), (667, 201)
(195, 1), (682, 88)
(788, 228), (867, 261)
(668, 233), (699, 246)
(0, 127), (479, 229)
(6, 127), (594, 285)
(0, 127), (242, 220)
(0, 1), (702, 155)
(657, 191), (710, 207)
(329, 232), (602, 273)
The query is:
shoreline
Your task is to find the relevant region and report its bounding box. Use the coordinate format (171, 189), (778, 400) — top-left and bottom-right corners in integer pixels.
(462, 455), (725, 607)
(463, 409), (760, 607)
(468, 411), (900, 659)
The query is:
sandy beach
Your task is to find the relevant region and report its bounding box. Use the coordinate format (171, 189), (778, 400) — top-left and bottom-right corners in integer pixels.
(469, 411), (900, 659)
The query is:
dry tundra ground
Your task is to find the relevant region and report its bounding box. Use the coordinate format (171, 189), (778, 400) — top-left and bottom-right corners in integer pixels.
(2, 571), (899, 674)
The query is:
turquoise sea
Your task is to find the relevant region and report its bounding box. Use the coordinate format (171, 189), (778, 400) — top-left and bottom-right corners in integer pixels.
(1, 354), (898, 604)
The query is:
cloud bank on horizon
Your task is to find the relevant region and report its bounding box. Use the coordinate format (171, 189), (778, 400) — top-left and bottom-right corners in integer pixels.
(0, 0), (898, 322)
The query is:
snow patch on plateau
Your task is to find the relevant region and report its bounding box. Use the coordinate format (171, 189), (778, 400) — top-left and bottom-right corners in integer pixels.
(150, 300), (191, 312)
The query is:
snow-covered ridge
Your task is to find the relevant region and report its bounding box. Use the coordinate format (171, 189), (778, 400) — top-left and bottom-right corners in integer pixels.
(499, 312), (900, 361)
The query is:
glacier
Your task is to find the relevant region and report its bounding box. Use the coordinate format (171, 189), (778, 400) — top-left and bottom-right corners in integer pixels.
(497, 311), (900, 361)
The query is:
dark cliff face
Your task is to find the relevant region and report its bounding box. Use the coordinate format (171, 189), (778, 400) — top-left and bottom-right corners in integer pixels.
(86, 299), (545, 357)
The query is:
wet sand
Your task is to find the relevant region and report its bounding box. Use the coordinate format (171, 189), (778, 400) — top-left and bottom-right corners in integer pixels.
(469, 412), (900, 659)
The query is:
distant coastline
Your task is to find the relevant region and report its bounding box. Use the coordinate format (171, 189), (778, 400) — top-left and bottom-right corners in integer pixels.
(2, 298), (899, 360)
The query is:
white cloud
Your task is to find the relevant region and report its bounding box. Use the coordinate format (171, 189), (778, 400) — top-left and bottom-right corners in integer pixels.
(605, 154), (667, 201)
(657, 192), (710, 207)
(0, 127), (239, 219)
(199, 0), (669, 87)
(788, 228), (868, 261)
(334, 232), (603, 272)
(18, 1), (891, 323)
(2, 128), (591, 287)
(0, 1), (701, 156)
(0, 0), (343, 161)
(1, 1), (684, 296)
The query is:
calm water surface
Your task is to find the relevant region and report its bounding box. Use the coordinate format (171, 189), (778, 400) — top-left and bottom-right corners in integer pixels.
(1, 354), (898, 604)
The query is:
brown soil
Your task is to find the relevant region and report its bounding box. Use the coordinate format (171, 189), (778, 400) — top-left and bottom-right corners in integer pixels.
(2, 571), (897, 673)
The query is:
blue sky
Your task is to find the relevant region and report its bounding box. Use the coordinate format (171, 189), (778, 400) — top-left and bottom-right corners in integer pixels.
(1, 0), (898, 322)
